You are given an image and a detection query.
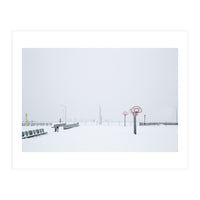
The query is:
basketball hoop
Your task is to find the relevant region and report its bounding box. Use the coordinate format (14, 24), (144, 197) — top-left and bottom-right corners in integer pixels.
(122, 111), (128, 127)
(130, 106), (142, 134)
(123, 111), (128, 116)
(131, 106), (142, 114)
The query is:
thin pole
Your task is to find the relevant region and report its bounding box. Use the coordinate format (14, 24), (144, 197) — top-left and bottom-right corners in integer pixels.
(25, 113), (28, 127)
(99, 105), (102, 125)
(134, 113), (137, 134)
(124, 115), (126, 127)
(60, 105), (67, 124)
(65, 106), (67, 124)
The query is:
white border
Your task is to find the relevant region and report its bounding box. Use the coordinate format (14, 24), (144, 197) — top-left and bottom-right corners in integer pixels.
(12, 31), (188, 169)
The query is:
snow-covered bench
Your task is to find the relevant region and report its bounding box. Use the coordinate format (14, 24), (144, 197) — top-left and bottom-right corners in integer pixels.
(22, 128), (47, 139)
(63, 122), (79, 130)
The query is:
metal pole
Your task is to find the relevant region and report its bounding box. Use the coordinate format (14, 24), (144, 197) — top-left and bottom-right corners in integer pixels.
(99, 105), (102, 125)
(134, 113), (137, 134)
(65, 106), (67, 124)
(60, 105), (67, 125)
(144, 114), (146, 125)
(124, 115), (126, 127)
(25, 113), (28, 127)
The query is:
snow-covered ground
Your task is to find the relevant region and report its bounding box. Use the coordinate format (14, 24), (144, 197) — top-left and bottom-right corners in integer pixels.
(22, 124), (178, 152)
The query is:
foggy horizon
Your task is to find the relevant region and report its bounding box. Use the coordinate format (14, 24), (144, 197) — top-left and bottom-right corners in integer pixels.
(22, 48), (178, 123)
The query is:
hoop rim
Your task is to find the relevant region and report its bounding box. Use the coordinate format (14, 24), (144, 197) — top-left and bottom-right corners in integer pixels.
(123, 111), (128, 116)
(130, 106), (142, 113)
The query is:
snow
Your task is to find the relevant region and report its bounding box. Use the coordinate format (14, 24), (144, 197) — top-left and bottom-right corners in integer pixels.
(22, 125), (178, 152)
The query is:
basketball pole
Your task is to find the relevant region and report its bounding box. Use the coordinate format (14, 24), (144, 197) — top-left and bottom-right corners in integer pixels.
(131, 106), (142, 135)
(122, 111), (128, 127)
(133, 113), (137, 134)
(124, 115), (126, 127)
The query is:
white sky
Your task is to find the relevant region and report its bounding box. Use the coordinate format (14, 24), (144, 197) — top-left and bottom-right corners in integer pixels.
(22, 48), (178, 122)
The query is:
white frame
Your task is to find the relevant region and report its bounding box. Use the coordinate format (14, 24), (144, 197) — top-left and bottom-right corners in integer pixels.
(12, 31), (188, 169)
